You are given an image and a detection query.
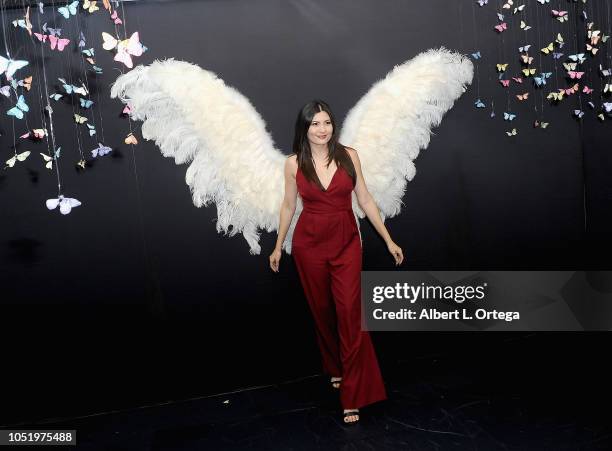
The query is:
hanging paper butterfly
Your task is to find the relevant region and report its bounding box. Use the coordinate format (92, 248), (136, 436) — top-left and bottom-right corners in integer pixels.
(537, 0), (550, 4)
(124, 132), (138, 145)
(42, 23), (62, 36)
(513, 5), (525, 14)
(497, 13), (504, 21)
(555, 33), (564, 48)
(585, 44), (598, 56)
(534, 120), (549, 128)
(39, 2), (44, 14)
(0, 85), (11, 97)
(506, 128), (517, 136)
(83, 0), (99, 13)
(477, 0), (488, 6)
(82, 48), (95, 58)
(122, 104), (132, 115)
(78, 31), (86, 48)
(0, 55), (29, 80)
(520, 21), (531, 31)
(20, 128), (47, 139)
(110, 10), (122, 24)
(499, 79), (510, 87)
(102, 32), (144, 69)
(541, 43), (554, 54)
(74, 114), (88, 124)
(567, 71), (584, 80)
(86, 124), (96, 136)
(5, 151), (31, 168)
(600, 65), (612, 77)
(474, 99), (486, 108)
(552, 10), (569, 23)
(471, 51), (481, 60)
(533, 72), (551, 87)
(503, 112), (517, 121)
(58, 78), (88, 95)
(48, 35), (71, 51)
(40, 148), (61, 169)
(46, 195), (81, 215)
(58, 1), (79, 19)
(80, 98), (94, 108)
(496, 63), (508, 72)
(12, 7), (32, 36)
(512, 77), (523, 83)
(89, 65), (103, 75)
(50, 93), (63, 101)
(518, 45), (531, 53)
(516, 93), (529, 101)
(521, 68), (536, 77)
(563, 84), (579, 95)
(494, 23), (508, 33)
(91, 143), (112, 157)
(552, 52), (564, 60)
(547, 92), (564, 101)
(6, 94), (29, 119)
(573, 110), (584, 118)
(502, 1), (513, 9)
(521, 55), (534, 65)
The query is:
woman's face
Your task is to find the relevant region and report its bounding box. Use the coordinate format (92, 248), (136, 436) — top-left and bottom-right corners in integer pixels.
(307, 110), (333, 147)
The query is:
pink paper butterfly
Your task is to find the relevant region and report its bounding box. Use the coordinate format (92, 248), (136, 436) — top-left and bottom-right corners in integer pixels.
(582, 86), (594, 94)
(499, 79), (510, 87)
(552, 10), (568, 17)
(567, 71), (584, 79)
(49, 35), (70, 51)
(110, 10), (122, 25)
(495, 22), (508, 33)
(33, 32), (47, 42)
(512, 77), (523, 83)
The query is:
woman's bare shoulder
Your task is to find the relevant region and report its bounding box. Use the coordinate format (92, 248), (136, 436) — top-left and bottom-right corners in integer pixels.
(285, 154), (298, 176)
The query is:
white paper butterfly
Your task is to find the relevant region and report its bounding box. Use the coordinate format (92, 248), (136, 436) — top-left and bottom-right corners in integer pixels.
(46, 195), (81, 215)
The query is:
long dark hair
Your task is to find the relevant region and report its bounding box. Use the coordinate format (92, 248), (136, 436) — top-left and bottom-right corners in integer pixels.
(292, 100), (356, 191)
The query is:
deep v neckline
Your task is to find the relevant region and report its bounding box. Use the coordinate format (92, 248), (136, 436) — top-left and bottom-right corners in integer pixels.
(317, 165), (339, 192)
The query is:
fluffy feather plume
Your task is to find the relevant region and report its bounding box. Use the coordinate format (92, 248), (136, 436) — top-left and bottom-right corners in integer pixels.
(110, 58), (286, 255)
(339, 47), (473, 220)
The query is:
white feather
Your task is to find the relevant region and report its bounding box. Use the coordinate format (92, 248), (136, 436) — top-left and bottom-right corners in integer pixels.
(110, 48), (472, 255)
(339, 46), (474, 221)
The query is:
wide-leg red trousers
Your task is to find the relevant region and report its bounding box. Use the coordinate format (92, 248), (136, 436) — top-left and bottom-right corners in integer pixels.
(292, 204), (387, 410)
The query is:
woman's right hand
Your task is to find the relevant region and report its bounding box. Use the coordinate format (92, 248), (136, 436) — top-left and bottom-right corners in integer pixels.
(269, 248), (282, 272)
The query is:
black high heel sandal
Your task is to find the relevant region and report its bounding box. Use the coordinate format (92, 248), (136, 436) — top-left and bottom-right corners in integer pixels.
(343, 409), (360, 424)
(330, 377), (342, 389)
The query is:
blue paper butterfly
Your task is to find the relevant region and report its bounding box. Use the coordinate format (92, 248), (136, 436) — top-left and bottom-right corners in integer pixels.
(58, 1), (79, 19)
(7, 94), (29, 119)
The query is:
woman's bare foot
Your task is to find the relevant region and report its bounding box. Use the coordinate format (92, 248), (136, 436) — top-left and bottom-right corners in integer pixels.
(343, 409), (359, 424)
(330, 377), (342, 389)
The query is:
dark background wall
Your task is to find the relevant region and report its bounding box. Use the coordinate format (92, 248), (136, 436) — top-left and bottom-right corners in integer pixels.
(1, 0), (611, 425)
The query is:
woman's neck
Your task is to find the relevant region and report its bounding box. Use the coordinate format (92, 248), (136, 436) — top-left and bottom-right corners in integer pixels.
(310, 143), (328, 161)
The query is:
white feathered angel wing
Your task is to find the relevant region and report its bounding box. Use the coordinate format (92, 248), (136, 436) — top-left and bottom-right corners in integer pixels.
(110, 58), (285, 255)
(339, 47), (474, 221)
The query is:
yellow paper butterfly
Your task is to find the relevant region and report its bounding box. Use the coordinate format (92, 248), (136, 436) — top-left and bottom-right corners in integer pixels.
(496, 63), (509, 72)
(506, 128), (517, 137)
(83, 0), (99, 13)
(522, 68), (536, 76)
(547, 92), (564, 101)
(541, 43), (554, 54)
(77, 159), (86, 169)
(74, 114), (88, 124)
(555, 33), (564, 46)
(534, 120), (549, 129)
(520, 20), (531, 30)
(5, 151), (31, 168)
(563, 62), (577, 71)
(598, 113), (605, 121)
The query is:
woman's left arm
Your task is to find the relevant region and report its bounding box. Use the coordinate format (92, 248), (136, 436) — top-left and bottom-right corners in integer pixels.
(347, 147), (404, 265)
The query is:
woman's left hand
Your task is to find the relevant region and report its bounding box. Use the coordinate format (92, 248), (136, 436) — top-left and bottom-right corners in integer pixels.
(387, 241), (404, 266)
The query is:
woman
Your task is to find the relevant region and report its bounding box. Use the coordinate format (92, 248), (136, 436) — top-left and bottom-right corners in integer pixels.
(269, 100), (404, 424)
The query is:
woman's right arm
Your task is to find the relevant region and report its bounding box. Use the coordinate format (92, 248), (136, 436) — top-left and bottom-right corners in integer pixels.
(270, 156), (298, 272)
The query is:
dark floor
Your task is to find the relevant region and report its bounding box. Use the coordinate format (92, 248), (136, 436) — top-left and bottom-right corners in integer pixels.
(23, 356), (612, 451)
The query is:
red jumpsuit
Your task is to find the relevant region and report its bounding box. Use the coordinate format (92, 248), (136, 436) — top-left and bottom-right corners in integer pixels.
(292, 164), (387, 410)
